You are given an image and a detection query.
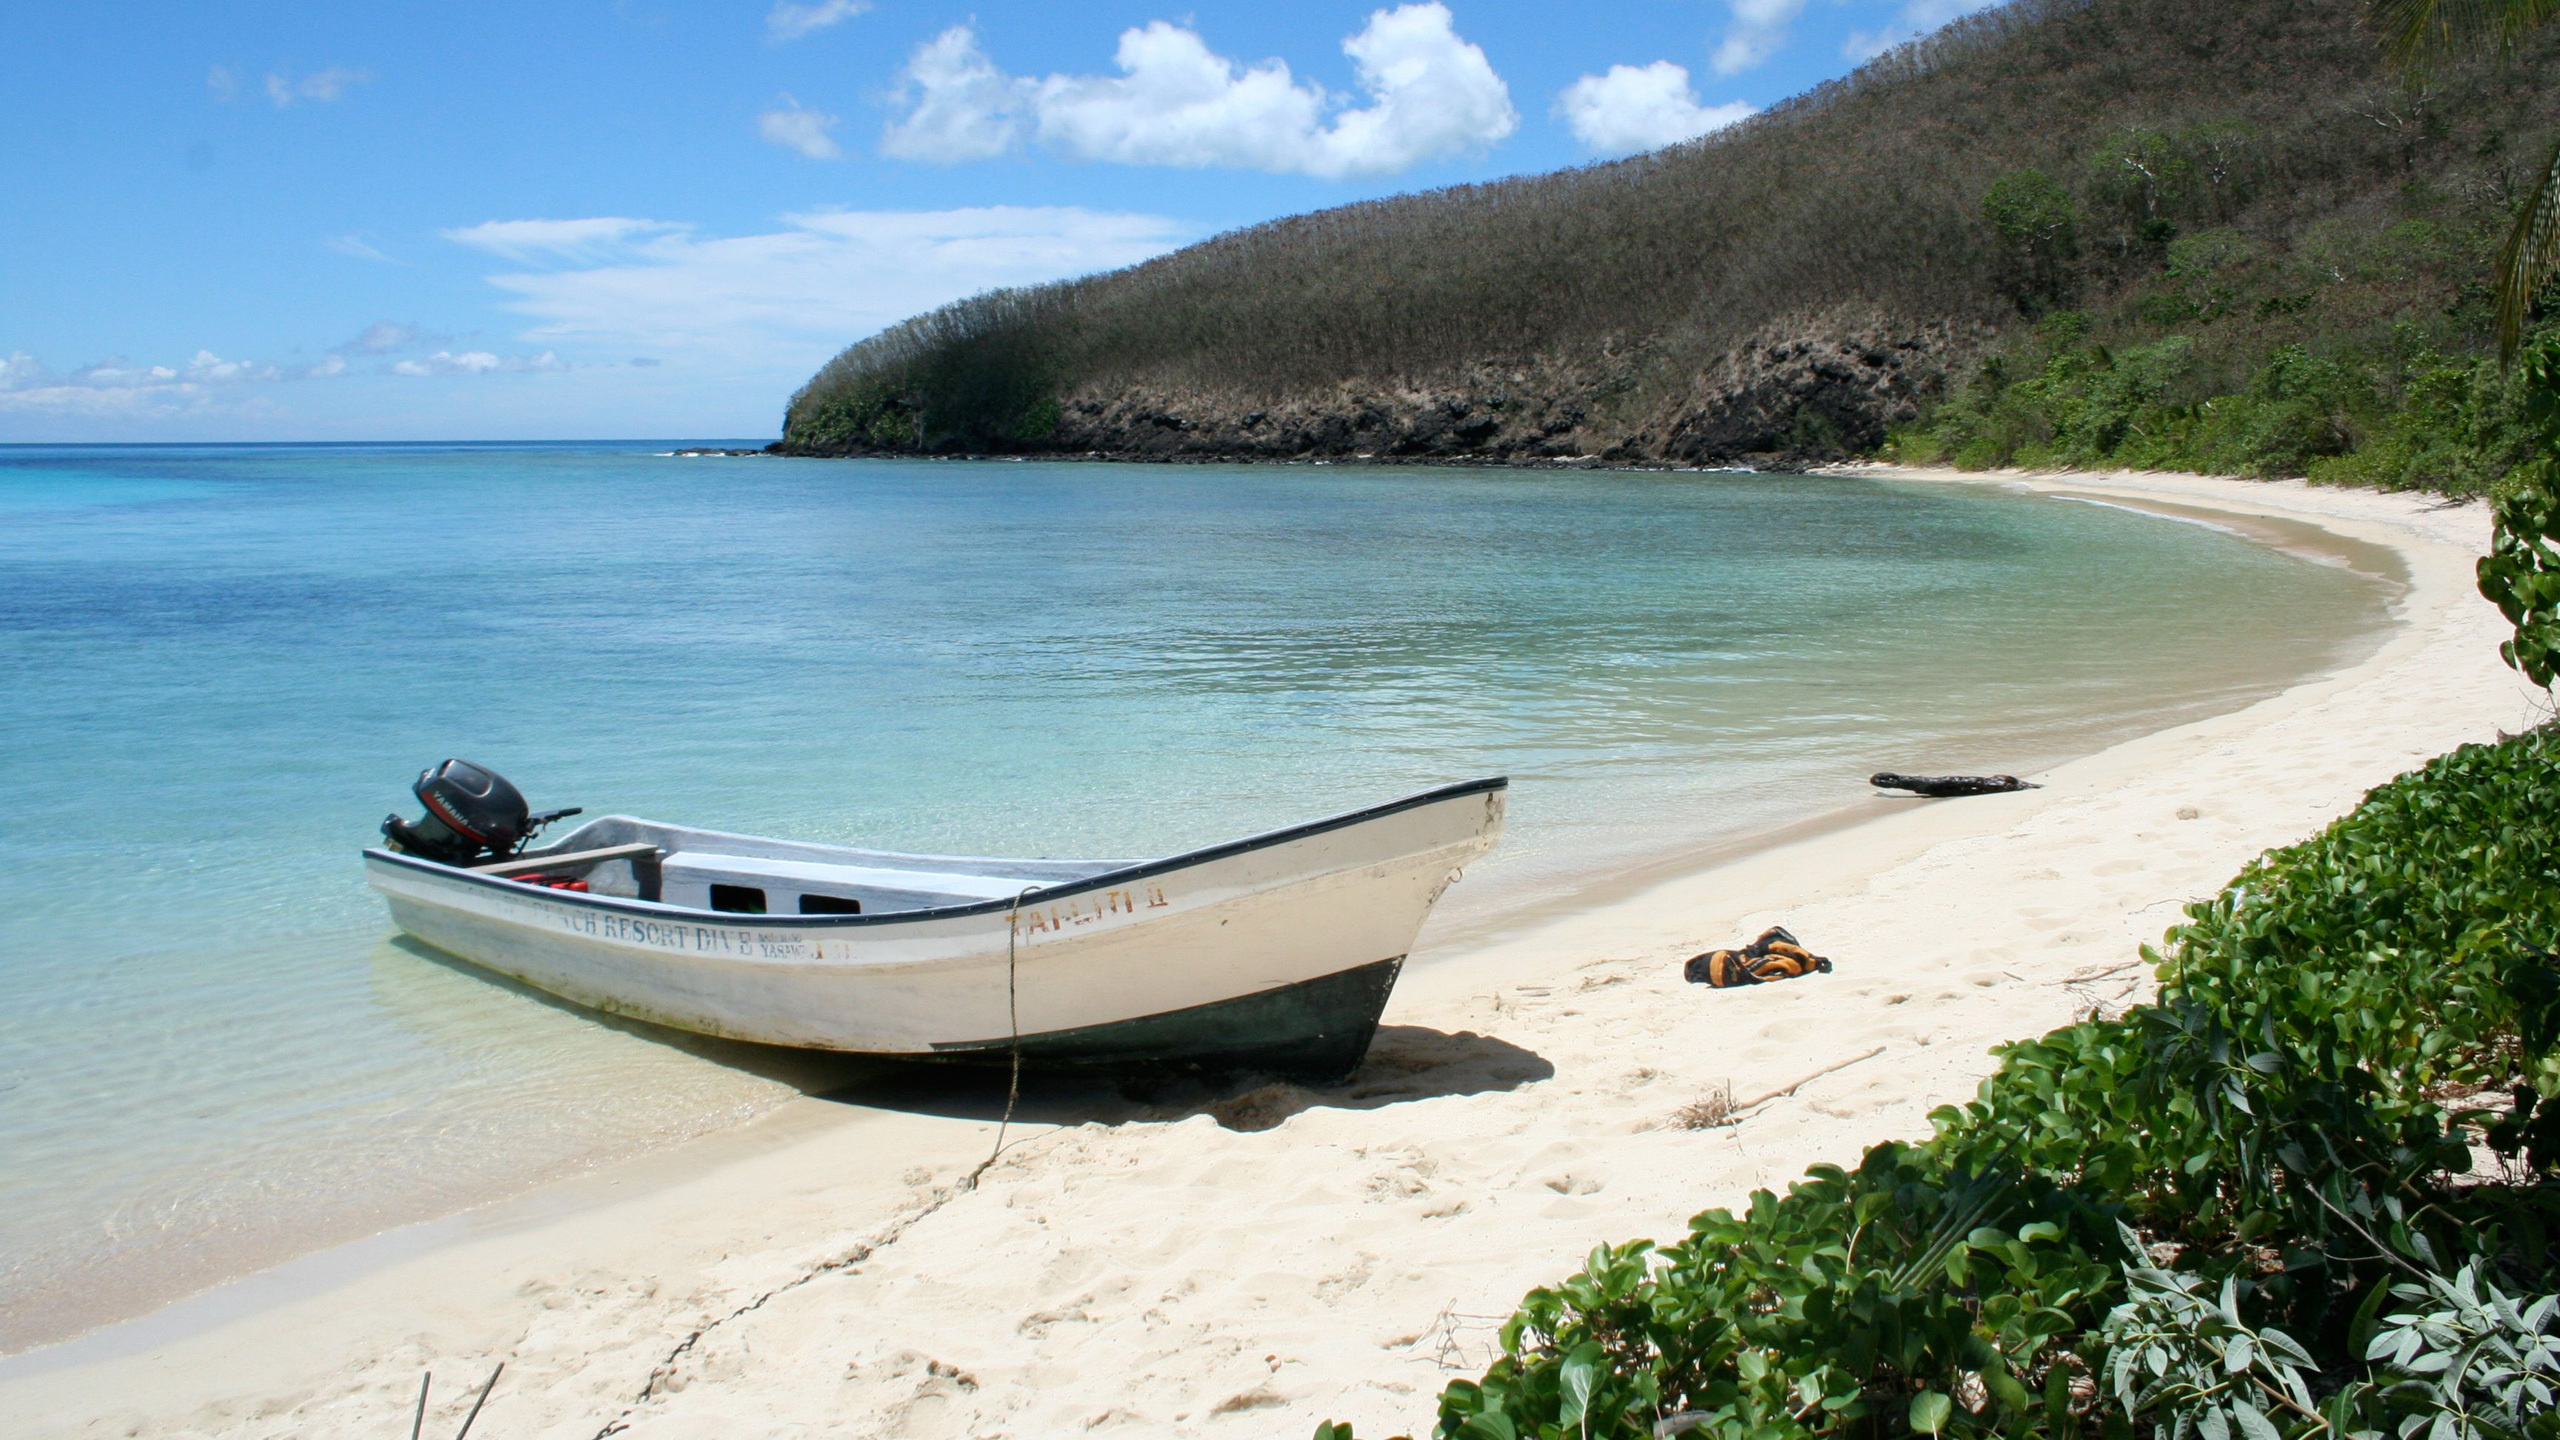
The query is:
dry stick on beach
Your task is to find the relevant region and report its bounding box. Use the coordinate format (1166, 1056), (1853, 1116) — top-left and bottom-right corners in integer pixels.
(1679, 1047), (1887, 1129)
(454, 1363), (503, 1440)
(2060, 959), (2150, 1021)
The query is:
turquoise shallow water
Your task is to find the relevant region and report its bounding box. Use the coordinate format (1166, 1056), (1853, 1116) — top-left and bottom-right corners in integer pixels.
(0, 444), (2386, 1346)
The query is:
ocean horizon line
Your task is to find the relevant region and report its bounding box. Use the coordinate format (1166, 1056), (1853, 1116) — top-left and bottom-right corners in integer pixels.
(0, 437), (781, 451)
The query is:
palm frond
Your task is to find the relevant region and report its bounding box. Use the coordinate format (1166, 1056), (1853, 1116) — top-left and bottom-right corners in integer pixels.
(2372, 0), (2560, 70)
(2497, 138), (2560, 362)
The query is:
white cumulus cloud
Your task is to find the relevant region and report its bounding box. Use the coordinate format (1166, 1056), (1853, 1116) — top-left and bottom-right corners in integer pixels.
(766, 0), (869, 42)
(0, 325), (568, 419)
(388, 350), (564, 377)
(0, 350), (284, 417)
(882, 4), (1516, 179)
(881, 27), (1031, 163)
(1712, 0), (1809, 74)
(1030, 22), (1329, 171)
(1557, 62), (1755, 156)
(759, 96), (844, 160)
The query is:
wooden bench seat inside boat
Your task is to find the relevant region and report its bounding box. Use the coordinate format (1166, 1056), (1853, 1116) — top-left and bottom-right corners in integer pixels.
(470, 842), (662, 877)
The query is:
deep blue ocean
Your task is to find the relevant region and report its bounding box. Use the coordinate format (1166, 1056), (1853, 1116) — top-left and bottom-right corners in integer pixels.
(0, 443), (2387, 1347)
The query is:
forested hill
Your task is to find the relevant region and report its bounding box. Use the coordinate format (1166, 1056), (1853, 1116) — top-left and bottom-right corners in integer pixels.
(776, 0), (2560, 482)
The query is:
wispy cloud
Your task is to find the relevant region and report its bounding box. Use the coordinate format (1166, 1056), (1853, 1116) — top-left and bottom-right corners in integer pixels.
(1712, 0), (1808, 74)
(758, 96), (843, 160)
(3, 208), (1195, 431)
(447, 206), (1193, 359)
(206, 65), (237, 103)
(1557, 62), (1755, 156)
(326, 233), (395, 262)
(766, 0), (869, 42)
(261, 66), (371, 107)
(882, 3), (1517, 179)
(1842, 0), (2005, 60)
(442, 217), (681, 261)
(335, 321), (439, 355)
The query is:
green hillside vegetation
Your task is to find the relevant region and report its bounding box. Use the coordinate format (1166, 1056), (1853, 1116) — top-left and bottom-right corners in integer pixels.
(1885, 235), (2549, 490)
(780, 0), (2560, 485)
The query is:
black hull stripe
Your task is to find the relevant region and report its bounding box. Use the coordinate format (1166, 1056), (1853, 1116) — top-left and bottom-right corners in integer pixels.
(365, 776), (1505, 931)
(924, 957), (1405, 1083)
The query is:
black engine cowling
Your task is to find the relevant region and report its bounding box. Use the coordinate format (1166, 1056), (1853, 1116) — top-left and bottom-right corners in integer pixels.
(382, 759), (579, 866)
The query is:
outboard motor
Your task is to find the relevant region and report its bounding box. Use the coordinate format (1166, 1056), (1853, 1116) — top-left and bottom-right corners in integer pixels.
(382, 759), (581, 867)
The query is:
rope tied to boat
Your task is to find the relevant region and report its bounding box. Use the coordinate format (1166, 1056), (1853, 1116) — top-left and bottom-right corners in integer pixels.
(963, 885), (1037, 1190)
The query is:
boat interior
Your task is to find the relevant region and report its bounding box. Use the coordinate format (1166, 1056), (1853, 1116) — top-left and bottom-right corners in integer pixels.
(452, 814), (1129, 918)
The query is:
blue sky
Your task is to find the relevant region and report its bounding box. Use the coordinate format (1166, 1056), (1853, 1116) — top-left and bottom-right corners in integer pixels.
(0, 0), (1992, 442)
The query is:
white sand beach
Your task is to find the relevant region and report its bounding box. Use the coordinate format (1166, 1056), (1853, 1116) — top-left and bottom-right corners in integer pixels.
(1, 469), (2543, 1440)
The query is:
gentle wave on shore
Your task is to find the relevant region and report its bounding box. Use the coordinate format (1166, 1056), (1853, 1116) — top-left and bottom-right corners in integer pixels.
(0, 445), (2386, 1349)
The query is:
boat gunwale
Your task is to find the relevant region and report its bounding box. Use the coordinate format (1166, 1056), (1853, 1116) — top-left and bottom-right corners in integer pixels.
(363, 775), (1508, 930)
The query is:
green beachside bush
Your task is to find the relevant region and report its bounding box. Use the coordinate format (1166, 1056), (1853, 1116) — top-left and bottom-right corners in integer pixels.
(2479, 337), (2560, 690)
(1324, 728), (2560, 1440)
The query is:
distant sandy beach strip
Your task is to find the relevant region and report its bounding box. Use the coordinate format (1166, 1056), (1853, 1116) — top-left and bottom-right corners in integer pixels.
(2, 468), (2543, 1440)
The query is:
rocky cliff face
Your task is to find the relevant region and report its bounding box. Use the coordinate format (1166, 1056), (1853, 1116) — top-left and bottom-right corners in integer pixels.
(774, 312), (1985, 467)
(1633, 316), (1988, 464)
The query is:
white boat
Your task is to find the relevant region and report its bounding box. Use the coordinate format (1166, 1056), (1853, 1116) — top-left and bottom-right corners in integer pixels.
(365, 777), (1506, 1080)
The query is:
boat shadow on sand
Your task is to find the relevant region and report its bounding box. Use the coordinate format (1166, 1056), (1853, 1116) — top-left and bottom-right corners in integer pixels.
(832, 1023), (1557, 1135)
(390, 937), (1552, 1135)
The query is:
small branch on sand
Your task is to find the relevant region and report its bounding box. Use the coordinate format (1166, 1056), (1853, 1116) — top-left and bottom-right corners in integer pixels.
(1733, 1047), (1887, 1119)
(1680, 1047), (1887, 1130)
(2060, 959), (2149, 1021)
(455, 1364), (503, 1440)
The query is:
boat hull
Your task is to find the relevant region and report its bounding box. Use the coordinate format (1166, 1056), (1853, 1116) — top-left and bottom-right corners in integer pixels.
(928, 957), (1405, 1080)
(366, 780), (1502, 1079)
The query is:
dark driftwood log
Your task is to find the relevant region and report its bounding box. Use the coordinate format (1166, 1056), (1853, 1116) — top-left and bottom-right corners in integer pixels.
(1870, 772), (2039, 797)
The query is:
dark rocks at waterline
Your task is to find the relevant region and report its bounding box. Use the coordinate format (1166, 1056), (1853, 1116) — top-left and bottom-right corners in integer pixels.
(770, 311), (1986, 468)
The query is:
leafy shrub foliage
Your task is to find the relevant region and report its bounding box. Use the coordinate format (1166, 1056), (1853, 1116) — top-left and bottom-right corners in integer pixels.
(2479, 337), (2560, 685)
(2099, 1248), (2333, 1440)
(1890, 320), (2559, 493)
(1340, 729), (2560, 1440)
(2363, 1263), (2560, 1440)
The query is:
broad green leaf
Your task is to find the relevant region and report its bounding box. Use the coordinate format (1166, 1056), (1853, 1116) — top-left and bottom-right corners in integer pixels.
(1558, 1343), (1602, 1426)
(2232, 1399), (2280, 1440)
